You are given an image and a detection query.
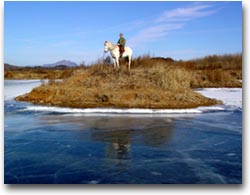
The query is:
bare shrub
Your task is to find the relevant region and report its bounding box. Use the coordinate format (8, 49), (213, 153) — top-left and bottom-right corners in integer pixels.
(149, 65), (191, 90)
(204, 69), (233, 83)
(132, 55), (152, 68)
(59, 69), (74, 79)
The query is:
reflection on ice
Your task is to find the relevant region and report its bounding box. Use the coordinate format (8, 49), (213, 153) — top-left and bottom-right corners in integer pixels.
(4, 80), (242, 184)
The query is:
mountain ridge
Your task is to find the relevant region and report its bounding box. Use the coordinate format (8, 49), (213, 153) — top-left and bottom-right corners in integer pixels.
(43, 60), (78, 67)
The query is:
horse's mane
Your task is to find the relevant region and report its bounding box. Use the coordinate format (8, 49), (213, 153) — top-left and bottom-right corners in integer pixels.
(105, 40), (117, 49)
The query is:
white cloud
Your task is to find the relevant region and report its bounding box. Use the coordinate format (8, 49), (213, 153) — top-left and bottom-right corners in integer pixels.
(156, 4), (215, 23)
(128, 3), (217, 48)
(129, 23), (184, 47)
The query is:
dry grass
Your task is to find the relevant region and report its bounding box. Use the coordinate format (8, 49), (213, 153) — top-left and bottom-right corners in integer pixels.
(72, 58), (191, 91)
(4, 67), (77, 80)
(15, 55), (223, 109)
(148, 65), (191, 90)
(179, 54), (242, 70)
(132, 55), (174, 69)
(190, 69), (242, 88)
(69, 54), (241, 90)
(13, 53), (241, 109)
(205, 69), (232, 83)
(5, 54), (241, 87)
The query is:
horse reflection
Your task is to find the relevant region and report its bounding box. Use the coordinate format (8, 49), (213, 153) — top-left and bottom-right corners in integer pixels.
(38, 114), (178, 158)
(92, 129), (131, 160)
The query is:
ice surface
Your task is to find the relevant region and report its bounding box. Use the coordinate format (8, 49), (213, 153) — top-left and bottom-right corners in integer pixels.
(4, 80), (43, 100)
(4, 81), (242, 184)
(196, 88), (242, 109)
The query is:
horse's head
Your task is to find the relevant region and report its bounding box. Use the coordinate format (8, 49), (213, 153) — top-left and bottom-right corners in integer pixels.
(104, 41), (109, 52)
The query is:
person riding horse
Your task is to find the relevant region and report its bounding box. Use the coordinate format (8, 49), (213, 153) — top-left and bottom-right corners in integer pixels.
(104, 40), (133, 70)
(117, 33), (126, 57)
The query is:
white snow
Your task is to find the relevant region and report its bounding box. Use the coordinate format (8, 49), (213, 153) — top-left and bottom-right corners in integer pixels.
(24, 106), (204, 114)
(196, 88), (242, 109)
(4, 80), (43, 100)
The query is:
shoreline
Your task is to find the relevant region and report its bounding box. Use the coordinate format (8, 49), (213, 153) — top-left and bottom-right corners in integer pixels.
(5, 80), (242, 113)
(15, 86), (222, 109)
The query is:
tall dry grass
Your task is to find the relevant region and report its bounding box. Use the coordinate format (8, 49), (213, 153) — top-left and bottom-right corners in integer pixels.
(53, 53), (240, 92)
(190, 69), (241, 88)
(17, 54), (240, 109)
(81, 53), (241, 90)
(132, 55), (174, 69)
(84, 56), (191, 91)
(179, 54), (242, 70)
(204, 69), (232, 83)
(148, 64), (191, 90)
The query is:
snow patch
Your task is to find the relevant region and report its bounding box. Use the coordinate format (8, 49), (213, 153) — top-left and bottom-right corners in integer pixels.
(4, 80), (43, 100)
(196, 88), (242, 109)
(23, 105), (226, 114)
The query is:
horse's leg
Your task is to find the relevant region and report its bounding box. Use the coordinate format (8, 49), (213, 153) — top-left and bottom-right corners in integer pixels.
(128, 55), (132, 70)
(112, 58), (116, 68)
(116, 58), (120, 69)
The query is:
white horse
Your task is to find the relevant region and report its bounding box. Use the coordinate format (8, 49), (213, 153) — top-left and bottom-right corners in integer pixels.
(104, 41), (133, 70)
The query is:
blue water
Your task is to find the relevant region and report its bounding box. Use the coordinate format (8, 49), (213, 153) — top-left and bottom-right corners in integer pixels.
(4, 81), (242, 184)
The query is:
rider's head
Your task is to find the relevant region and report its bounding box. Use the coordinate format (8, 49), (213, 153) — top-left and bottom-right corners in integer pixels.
(119, 33), (123, 37)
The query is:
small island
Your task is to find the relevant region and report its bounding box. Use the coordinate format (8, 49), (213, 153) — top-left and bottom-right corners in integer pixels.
(9, 54), (242, 109)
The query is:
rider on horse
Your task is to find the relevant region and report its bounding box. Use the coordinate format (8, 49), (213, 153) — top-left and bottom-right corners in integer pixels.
(117, 33), (126, 57)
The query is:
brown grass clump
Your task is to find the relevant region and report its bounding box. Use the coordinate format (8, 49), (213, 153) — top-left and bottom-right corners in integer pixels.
(179, 54), (242, 70)
(132, 55), (174, 69)
(205, 69), (231, 83)
(148, 65), (191, 90)
(15, 56), (222, 109)
(4, 67), (78, 80)
(4, 71), (14, 79)
(14, 54), (241, 109)
(190, 69), (242, 88)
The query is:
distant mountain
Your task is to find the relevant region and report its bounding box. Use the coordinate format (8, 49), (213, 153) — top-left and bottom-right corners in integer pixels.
(43, 60), (78, 68)
(4, 63), (22, 70)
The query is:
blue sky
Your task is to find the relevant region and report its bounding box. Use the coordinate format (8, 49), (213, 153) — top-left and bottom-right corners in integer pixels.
(4, 1), (242, 66)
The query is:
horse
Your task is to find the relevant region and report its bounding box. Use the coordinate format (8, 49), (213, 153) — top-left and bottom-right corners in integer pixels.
(104, 41), (133, 70)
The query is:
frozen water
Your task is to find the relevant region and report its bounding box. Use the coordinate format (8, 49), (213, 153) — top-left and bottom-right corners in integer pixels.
(4, 80), (242, 184)
(196, 88), (242, 110)
(4, 80), (43, 100)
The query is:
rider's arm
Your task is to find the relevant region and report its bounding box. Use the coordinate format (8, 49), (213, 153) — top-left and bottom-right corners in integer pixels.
(120, 38), (126, 46)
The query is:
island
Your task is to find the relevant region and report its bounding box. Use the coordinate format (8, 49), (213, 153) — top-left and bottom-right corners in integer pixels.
(7, 54), (242, 109)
